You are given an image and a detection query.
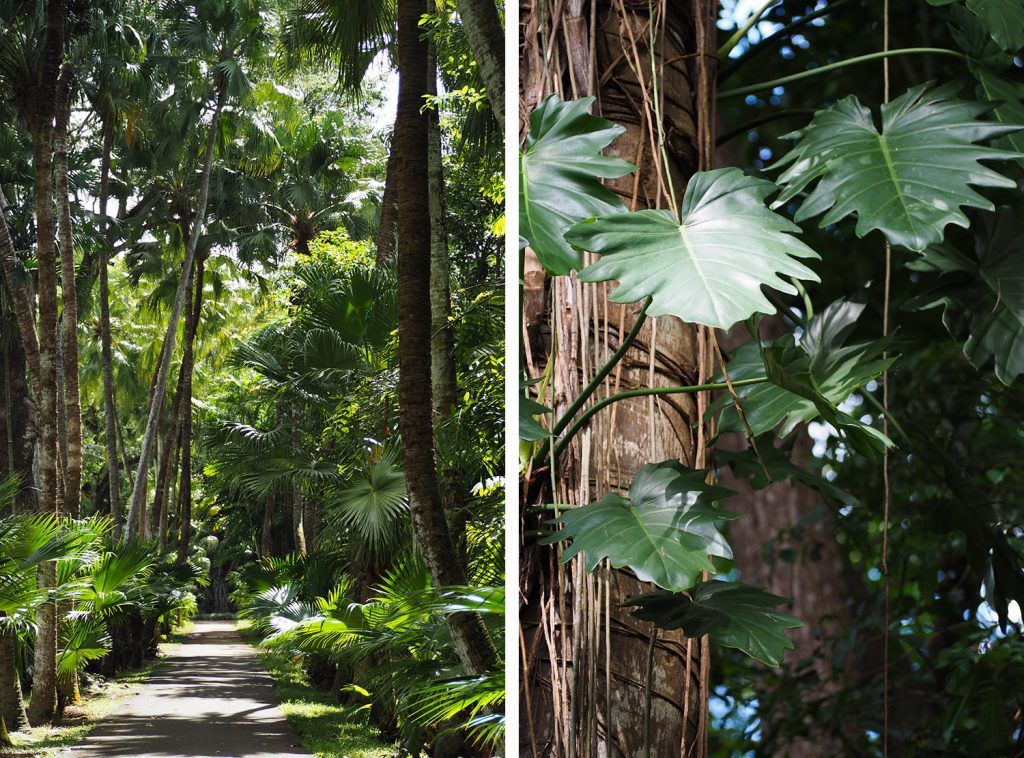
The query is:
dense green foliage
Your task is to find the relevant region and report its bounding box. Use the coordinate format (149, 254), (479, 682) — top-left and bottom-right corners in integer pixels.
(520, 0), (1024, 753)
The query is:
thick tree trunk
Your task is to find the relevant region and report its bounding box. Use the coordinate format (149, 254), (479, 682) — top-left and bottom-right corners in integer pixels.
(126, 83), (225, 541)
(395, 0), (495, 677)
(27, 0), (65, 711)
(260, 489), (275, 558)
(0, 621), (27, 734)
(455, 0), (505, 132)
(519, 0), (714, 753)
(0, 290), (36, 514)
(98, 122), (122, 535)
(374, 146), (399, 267)
(0, 198), (41, 390)
(55, 63), (82, 518)
(176, 256), (205, 565)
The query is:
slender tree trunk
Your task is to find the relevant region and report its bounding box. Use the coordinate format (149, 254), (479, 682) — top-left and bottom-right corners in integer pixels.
(455, 0), (505, 132)
(519, 0), (714, 753)
(0, 197), (41, 389)
(395, 0), (495, 676)
(126, 82), (225, 541)
(154, 391), (184, 550)
(374, 146), (399, 267)
(176, 255), (205, 565)
(260, 489), (275, 558)
(159, 434), (180, 552)
(290, 403), (306, 556)
(97, 121), (122, 535)
(55, 63), (81, 518)
(425, 45), (467, 547)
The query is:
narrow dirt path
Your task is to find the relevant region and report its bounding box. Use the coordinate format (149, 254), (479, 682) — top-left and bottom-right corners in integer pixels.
(68, 620), (310, 758)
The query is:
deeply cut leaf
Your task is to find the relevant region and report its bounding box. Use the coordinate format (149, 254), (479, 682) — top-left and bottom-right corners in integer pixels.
(542, 461), (737, 591)
(910, 207), (1024, 384)
(625, 581), (802, 666)
(931, 0), (1024, 51)
(569, 168), (820, 331)
(519, 95), (635, 275)
(713, 298), (894, 455)
(775, 83), (1022, 252)
(520, 380), (551, 441)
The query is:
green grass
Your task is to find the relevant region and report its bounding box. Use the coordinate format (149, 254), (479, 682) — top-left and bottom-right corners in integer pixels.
(3, 623), (189, 757)
(237, 620), (399, 758)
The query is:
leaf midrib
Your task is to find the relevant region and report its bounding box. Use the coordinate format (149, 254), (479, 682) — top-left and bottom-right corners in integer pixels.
(877, 132), (918, 241)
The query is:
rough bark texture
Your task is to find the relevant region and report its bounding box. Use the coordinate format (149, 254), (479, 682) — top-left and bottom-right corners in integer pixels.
(55, 62), (82, 518)
(27, 0), (65, 714)
(0, 298), (36, 514)
(0, 623), (27, 733)
(0, 201), (41, 390)
(519, 0), (716, 753)
(395, 0), (495, 677)
(97, 122), (122, 536)
(426, 43), (467, 548)
(290, 403), (306, 556)
(176, 256), (205, 565)
(374, 146), (399, 267)
(126, 83), (225, 540)
(455, 0), (505, 133)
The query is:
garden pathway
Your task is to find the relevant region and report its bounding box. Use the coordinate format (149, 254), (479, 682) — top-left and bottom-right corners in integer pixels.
(68, 620), (309, 758)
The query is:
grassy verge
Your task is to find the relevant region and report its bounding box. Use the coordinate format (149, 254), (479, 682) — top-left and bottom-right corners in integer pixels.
(2, 622), (191, 757)
(237, 620), (399, 758)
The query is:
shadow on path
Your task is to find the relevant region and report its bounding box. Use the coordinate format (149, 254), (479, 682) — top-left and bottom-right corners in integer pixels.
(68, 620), (310, 758)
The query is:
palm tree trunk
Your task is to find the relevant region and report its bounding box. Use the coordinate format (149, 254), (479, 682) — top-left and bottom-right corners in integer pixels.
(374, 146), (399, 267)
(154, 391), (184, 550)
(0, 619), (27, 734)
(519, 0), (714, 753)
(395, 0), (495, 676)
(176, 255), (205, 565)
(97, 121), (122, 536)
(159, 433), (180, 552)
(425, 44), (466, 548)
(26, 0), (66, 713)
(260, 489), (275, 558)
(454, 0), (504, 132)
(126, 82), (225, 541)
(55, 63), (82, 518)
(290, 403), (306, 556)
(0, 196), (41, 389)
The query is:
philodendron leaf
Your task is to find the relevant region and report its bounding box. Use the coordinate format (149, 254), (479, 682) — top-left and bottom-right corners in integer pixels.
(930, 0), (1024, 51)
(625, 581), (802, 666)
(519, 95), (635, 275)
(520, 392), (551, 441)
(568, 168), (820, 331)
(910, 207), (1024, 384)
(542, 461), (738, 591)
(712, 298), (894, 455)
(774, 82), (1022, 252)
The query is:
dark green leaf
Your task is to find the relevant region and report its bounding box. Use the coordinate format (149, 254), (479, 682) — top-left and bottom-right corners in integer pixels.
(519, 95), (635, 275)
(625, 581), (802, 666)
(569, 168), (820, 330)
(542, 461), (738, 591)
(775, 83), (1022, 252)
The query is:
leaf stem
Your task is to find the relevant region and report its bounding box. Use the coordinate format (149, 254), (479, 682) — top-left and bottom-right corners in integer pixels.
(717, 0), (783, 59)
(544, 297), (647, 444)
(551, 377), (770, 462)
(718, 48), (966, 100)
(719, 0), (856, 81)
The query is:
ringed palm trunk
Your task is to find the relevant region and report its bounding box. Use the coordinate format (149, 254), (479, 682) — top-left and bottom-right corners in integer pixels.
(54, 63), (82, 518)
(519, 0), (716, 753)
(27, 0), (67, 723)
(126, 82), (226, 541)
(425, 43), (466, 546)
(0, 617), (27, 734)
(395, 0), (495, 677)
(98, 121), (122, 535)
(454, 0), (505, 132)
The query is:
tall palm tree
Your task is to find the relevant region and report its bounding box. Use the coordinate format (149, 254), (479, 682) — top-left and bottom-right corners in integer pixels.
(124, 0), (272, 540)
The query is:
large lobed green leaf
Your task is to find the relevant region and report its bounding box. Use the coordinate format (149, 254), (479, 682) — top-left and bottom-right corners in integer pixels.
(568, 168), (820, 331)
(625, 580), (802, 666)
(909, 207), (1024, 384)
(713, 298), (894, 456)
(542, 461), (737, 591)
(519, 95), (635, 275)
(775, 83), (1022, 252)
(931, 0), (1024, 51)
